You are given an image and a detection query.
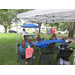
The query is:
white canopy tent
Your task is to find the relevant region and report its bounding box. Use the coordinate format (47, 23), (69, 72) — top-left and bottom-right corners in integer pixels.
(17, 9), (75, 65)
(17, 9), (75, 23)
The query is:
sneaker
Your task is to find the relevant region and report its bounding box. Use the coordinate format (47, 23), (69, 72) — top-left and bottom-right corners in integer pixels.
(25, 62), (28, 65)
(33, 56), (35, 58)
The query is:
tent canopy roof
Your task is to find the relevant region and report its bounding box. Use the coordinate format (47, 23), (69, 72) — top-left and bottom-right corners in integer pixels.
(17, 9), (75, 23)
(21, 23), (40, 28)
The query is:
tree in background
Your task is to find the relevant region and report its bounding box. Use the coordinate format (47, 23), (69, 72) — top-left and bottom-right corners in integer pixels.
(37, 22), (42, 33)
(68, 22), (75, 39)
(0, 9), (16, 33)
(0, 9), (32, 33)
(53, 23), (59, 30)
(43, 23), (59, 30)
(7, 24), (12, 30)
(43, 22), (70, 31)
(59, 22), (69, 31)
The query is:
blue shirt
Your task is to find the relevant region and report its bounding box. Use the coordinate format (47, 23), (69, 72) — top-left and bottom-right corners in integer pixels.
(19, 40), (28, 52)
(37, 37), (41, 41)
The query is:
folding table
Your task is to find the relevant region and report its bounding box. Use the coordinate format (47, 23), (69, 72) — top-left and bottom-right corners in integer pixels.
(32, 39), (65, 54)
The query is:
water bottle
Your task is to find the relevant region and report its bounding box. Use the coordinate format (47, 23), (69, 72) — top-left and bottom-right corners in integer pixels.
(36, 41), (37, 43)
(28, 43), (30, 48)
(44, 38), (46, 41)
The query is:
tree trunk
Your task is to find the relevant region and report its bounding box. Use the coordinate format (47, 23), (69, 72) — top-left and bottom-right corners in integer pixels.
(37, 22), (42, 33)
(74, 22), (75, 34)
(4, 25), (7, 33)
(68, 22), (75, 39)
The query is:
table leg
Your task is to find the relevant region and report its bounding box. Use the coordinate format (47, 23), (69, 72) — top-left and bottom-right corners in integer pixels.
(39, 48), (41, 54)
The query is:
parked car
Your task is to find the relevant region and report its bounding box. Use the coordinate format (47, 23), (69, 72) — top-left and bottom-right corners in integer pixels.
(64, 30), (69, 34)
(33, 30), (38, 33)
(9, 30), (17, 33)
(0, 30), (5, 33)
(33, 30), (43, 34)
(55, 30), (68, 34)
(55, 30), (61, 34)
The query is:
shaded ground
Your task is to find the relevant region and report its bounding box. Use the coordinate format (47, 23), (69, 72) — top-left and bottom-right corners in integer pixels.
(57, 35), (75, 42)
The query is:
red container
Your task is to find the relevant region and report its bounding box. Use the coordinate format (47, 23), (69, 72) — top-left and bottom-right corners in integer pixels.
(51, 28), (55, 34)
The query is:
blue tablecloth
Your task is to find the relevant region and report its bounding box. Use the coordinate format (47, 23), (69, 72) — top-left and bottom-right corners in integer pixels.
(27, 35), (34, 37)
(32, 39), (65, 48)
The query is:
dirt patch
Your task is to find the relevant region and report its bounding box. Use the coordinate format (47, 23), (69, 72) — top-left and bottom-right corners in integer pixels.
(68, 38), (75, 42)
(57, 35), (75, 42)
(57, 35), (68, 38)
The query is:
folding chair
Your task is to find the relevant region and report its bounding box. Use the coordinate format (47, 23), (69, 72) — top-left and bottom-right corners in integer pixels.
(47, 42), (56, 50)
(17, 44), (20, 63)
(17, 44), (34, 65)
(39, 51), (54, 64)
(17, 44), (25, 65)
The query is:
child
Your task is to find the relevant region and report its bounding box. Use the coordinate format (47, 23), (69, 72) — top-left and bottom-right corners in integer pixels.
(65, 37), (68, 42)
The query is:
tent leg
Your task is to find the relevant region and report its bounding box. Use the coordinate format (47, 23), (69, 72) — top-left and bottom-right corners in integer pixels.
(16, 26), (18, 54)
(16, 13), (18, 54)
(73, 50), (75, 65)
(45, 20), (47, 38)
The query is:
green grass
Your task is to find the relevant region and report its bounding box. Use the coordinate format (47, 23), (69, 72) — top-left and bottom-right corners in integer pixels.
(0, 33), (75, 65)
(28, 31), (33, 33)
(41, 30), (46, 33)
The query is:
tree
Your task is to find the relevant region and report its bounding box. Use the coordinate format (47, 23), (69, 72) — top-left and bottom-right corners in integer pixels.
(58, 22), (69, 31)
(28, 20), (42, 33)
(68, 22), (75, 39)
(37, 22), (42, 33)
(0, 9), (15, 33)
(54, 23), (59, 30)
(7, 24), (12, 30)
(0, 9), (32, 33)
(44, 23), (55, 27)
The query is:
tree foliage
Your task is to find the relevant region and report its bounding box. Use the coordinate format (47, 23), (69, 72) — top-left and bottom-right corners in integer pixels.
(0, 9), (32, 33)
(43, 22), (69, 31)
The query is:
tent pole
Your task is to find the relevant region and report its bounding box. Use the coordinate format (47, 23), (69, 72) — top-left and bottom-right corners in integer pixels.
(16, 13), (18, 54)
(41, 24), (42, 39)
(73, 50), (75, 65)
(45, 20), (47, 39)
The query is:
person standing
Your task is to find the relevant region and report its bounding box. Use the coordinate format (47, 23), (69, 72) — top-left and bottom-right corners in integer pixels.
(21, 29), (26, 39)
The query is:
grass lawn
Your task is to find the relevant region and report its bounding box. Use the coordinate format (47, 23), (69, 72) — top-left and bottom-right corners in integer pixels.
(0, 33), (75, 65)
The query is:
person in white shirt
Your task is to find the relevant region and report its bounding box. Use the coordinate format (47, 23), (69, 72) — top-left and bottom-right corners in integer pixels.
(65, 37), (68, 42)
(21, 29), (26, 39)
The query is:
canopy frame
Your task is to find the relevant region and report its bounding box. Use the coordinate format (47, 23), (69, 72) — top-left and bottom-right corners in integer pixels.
(17, 9), (75, 65)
